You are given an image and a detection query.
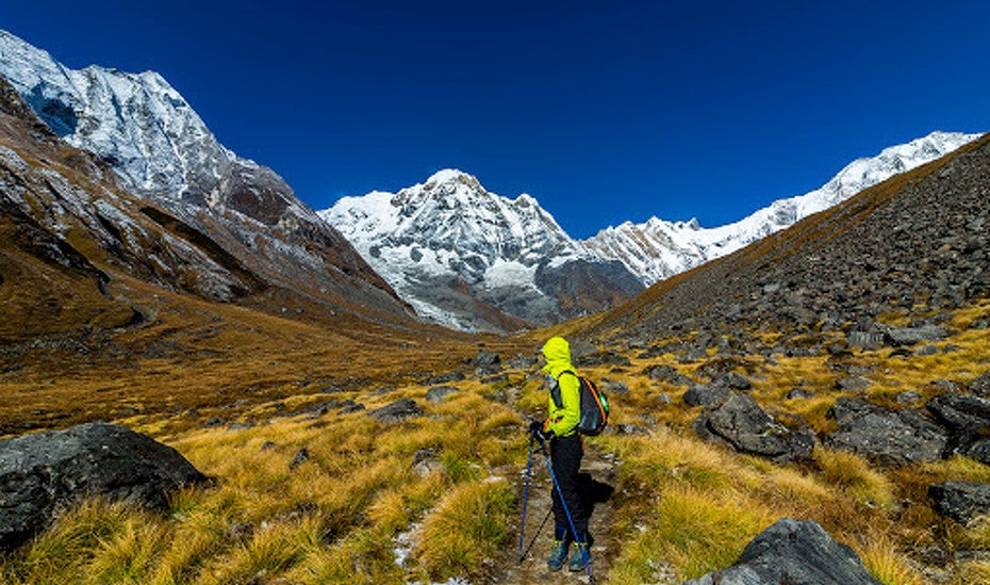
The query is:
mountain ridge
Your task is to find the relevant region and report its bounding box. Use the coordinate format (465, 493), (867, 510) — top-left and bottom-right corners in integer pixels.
(0, 28), (409, 322)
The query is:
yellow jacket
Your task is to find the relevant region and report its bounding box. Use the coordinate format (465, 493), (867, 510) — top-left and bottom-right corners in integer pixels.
(541, 337), (581, 437)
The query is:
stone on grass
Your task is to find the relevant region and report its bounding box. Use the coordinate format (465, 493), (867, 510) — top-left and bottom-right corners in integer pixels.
(926, 394), (990, 433)
(368, 398), (423, 423)
(971, 370), (990, 397)
(882, 324), (948, 346)
(0, 422), (207, 552)
(683, 384), (730, 407)
(929, 481), (990, 524)
(694, 393), (814, 463)
(825, 398), (947, 466)
(642, 364), (693, 386)
(835, 376), (871, 392)
(684, 518), (881, 585)
(425, 386), (458, 403)
(714, 371), (752, 390)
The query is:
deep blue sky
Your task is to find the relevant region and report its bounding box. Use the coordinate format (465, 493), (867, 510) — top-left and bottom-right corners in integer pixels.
(2, 1), (987, 238)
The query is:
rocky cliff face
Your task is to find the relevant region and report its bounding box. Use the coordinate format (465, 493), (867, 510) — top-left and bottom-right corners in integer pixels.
(584, 131), (980, 285)
(322, 169), (643, 332)
(0, 29), (405, 318)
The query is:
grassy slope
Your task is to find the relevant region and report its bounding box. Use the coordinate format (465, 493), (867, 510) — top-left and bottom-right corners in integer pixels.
(1, 299), (987, 584)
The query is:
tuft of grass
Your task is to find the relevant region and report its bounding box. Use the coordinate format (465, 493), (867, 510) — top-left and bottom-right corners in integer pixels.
(856, 536), (927, 585)
(608, 486), (772, 584)
(814, 447), (896, 510)
(415, 479), (514, 580)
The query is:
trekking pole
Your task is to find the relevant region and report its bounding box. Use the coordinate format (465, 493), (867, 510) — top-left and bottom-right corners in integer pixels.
(517, 432), (535, 563)
(537, 438), (594, 583)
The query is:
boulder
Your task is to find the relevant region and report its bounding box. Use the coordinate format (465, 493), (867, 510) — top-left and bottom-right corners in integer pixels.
(472, 350), (502, 376)
(714, 371), (752, 391)
(339, 401), (365, 414)
(683, 384), (731, 407)
(971, 370), (990, 397)
(642, 364), (692, 386)
(835, 376), (871, 392)
(929, 481), (990, 524)
(0, 422), (207, 552)
(847, 331), (884, 350)
(425, 386), (458, 403)
(825, 399), (948, 466)
(926, 394), (990, 434)
(683, 518), (881, 585)
(787, 388), (813, 400)
(962, 439), (990, 466)
(694, 393), (814, 463)
(368, 398), (423, 423)
(882, 324), (948, 346)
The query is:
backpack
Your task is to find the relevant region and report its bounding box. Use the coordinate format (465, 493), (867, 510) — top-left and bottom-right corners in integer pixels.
(551, 371), (610, 436)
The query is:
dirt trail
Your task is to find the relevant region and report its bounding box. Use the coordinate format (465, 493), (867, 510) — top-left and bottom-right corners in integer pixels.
(498, 445), (619, 585)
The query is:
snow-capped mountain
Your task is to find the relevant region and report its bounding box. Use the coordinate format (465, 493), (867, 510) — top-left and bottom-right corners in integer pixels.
(0, 29), (406, 317)
(584, 131), (981, 285)
(322, 170), (642, 331)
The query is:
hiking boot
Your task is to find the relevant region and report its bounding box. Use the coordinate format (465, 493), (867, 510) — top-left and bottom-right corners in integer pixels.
(569, 542), (590, 572)
(547, 539), (570, 571)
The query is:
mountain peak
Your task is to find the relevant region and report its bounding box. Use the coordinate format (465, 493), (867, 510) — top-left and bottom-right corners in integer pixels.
(424, 168), (475, 185)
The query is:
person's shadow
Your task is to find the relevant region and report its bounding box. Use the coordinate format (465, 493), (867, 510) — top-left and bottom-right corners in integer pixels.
(577, 472), (614, 546)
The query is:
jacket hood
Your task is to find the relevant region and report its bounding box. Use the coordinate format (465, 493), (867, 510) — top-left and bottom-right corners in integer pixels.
(542, 336), (574, 377)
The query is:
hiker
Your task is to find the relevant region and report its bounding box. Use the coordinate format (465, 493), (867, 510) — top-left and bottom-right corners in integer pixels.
(529, 336), (591, 572)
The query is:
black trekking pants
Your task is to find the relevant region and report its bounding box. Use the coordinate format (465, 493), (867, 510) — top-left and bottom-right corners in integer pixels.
(549, 433), (588, 542)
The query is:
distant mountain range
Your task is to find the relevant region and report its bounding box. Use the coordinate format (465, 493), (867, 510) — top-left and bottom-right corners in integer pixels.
(0, 28), (980, 334)
(323, 132), (978, 330)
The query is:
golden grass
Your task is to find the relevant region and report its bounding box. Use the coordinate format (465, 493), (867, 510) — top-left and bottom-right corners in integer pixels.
(415, 479), (514, 580)
(1, 262), (987, 584)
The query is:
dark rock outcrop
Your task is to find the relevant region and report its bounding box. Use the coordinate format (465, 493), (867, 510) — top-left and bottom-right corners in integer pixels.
(472, 350), (502, 376)
(825, 398), (948, 466)
(368, 398), (424, 423)
(683, 518), (881, 585)
(929, 481), (990, 524)
(0, 422), (207, 552)
(847, 331), (884, 350)
(881, 324), (949, 346)
(971, 370), (990, 397)
(683, 384), (731, 407)
(694, 393), (814, 463)
(926, 394), (990, 434)
(714, 371), (752, 391)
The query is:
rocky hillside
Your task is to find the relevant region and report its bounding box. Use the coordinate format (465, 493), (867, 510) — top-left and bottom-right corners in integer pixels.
(0, 29), (405, 319)
(583, 131), (979, 285)
(322, 169), (643, 332)
(583, 132), (990, 349)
